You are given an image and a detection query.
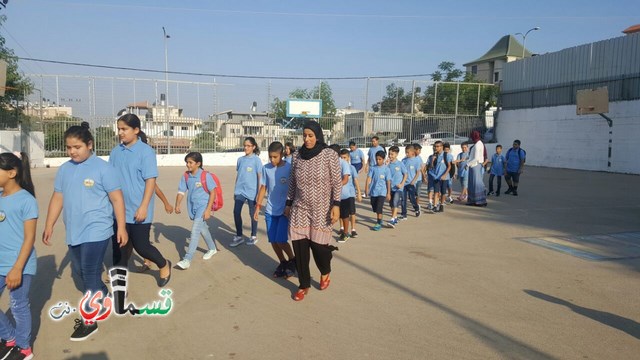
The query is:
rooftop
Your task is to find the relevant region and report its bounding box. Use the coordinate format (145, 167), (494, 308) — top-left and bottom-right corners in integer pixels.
(463, 35), (532, 66)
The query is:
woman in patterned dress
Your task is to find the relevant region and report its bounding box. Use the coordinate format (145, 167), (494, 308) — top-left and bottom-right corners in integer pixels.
(284, 121), (341, 301)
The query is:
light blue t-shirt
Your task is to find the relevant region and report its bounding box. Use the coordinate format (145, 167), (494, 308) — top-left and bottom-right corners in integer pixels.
(367, 145), (385, 166)
(109, 139), (158, 224)
(0, 189), (37, 276)
(506, 148), (526, 173)
(284, 155), (292, 164)
(402, 156), (423, 185)
(56, 155), (121, 245)
(235, 154), (263, 200)
(350, 164), (359, 193)
(457, 152), (469, 179)
(388, 160), (408, 192)
(339, 159), (355, 200)
(490, 154), (506, 176)
(350, 148), (364, 165)
(429, 152), (454, 180)
(178, 169), (217, 221)
(260, 162), (291, 216)
(367, 165), (391, 197)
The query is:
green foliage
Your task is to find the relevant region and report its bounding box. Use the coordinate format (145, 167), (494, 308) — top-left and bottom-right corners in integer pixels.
(43, 116), (75, 156)
(191, 132), (219, 151)
(94, 126), (117, 155)
(0, 15), (33, 105)
(372, 83), (419, 114)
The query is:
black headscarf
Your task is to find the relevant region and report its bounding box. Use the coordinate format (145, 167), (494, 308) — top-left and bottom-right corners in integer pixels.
(298, 120), (327, 160)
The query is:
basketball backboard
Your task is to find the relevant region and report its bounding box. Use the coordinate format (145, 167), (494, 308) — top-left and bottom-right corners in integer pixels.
(286, 99), (322, 118)
(577, 87), (609, 115)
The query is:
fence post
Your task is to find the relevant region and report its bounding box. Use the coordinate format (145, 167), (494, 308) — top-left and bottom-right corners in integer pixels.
(476, 84), (481, 116)
(433, 82), (438, 115)
(453, 82), (459, 144)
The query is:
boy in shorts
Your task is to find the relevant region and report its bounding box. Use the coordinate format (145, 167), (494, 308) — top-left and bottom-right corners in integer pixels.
(428, 141), (453, 213)
(386, 146), (408, 228)
(338, 149), (361, 242)
(254, 141), (295, 278)
(365, 151), (391, 231)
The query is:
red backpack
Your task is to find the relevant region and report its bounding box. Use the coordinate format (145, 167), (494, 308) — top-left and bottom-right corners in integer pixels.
(183, 170), (224, 212)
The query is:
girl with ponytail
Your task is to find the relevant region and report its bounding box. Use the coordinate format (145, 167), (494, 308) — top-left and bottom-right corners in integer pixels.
(0, 152), (38, 359)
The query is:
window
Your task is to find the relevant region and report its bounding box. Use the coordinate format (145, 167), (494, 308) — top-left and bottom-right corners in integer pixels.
(494, 72), (499, 82)
(471, 65), (477, 75)
(170, 126), (175, 130)
(181, 126), (188, 131)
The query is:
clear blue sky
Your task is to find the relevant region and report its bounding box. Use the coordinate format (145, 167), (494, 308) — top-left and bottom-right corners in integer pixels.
(2, 0), (639, 117)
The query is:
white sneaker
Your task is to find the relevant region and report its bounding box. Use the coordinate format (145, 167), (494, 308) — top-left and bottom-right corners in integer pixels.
(230, 236), (244, 247)
(176, 259), (191, 270)
(203, 249), (218, 260)
(246, 236), (258, 245)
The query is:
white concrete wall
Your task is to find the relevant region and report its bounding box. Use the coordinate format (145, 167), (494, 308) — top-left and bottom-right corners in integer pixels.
(496, 100), (640, 174)
(0, 130), (45, 168)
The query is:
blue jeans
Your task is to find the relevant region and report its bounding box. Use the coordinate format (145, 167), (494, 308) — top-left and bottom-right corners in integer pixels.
(69, 239), (109, 297)
(0, 274), (33, 349)
(185, 218), (217, 261)
(401, 184), (419, 216)
(233, 195), (257, 237)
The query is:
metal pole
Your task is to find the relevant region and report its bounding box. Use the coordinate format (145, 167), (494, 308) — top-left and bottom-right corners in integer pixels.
(453, 82), (459, 144)
(364, 77), (370, 136)
(111, 78), (115, 116)
(55, 76), (59, 106)
(163, 27), (171, 154)
(476, 84), (481, 116)
(410, 80), (416, 115)
(197, 84), (200, 119)
(433, 82), (438, 115)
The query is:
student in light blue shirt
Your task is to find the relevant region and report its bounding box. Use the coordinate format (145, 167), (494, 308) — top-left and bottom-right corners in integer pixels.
(43, 122), (128, 341)
(284, 142), (295, 164)
(254, 142), (296, 278)
(330, 145), (355, 242)
(505, 140), (527, 196)
(0, 152), (37, 357)
(386, 146), (408, 227)
(428, 141), (453, 213)
(364, 136), (385, 175)
(488, 145), (506, 196)
(454, 142), (470, 201)
(174, 152), (219, 270)
(348, 141), (365, 173)
(401, 145), (422, 218)
(108, 114), (171, 287)
(365, 151), (391, 231)
(230, 137), (263, 247)
(339, 149), (362, 240)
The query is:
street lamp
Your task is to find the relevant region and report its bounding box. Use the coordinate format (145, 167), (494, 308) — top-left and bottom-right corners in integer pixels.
(515, 27), (540, 58)
(162, 26), (171, 154)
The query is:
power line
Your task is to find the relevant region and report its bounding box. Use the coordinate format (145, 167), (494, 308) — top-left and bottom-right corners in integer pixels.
(19, 57), (433, 80)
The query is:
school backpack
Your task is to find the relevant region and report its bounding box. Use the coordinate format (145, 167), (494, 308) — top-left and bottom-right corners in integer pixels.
(506, 148), (525, 162)
(183, 170), (224, 212)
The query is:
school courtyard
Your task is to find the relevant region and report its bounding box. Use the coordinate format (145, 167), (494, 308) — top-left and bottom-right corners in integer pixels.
(16, 165), (640, 359)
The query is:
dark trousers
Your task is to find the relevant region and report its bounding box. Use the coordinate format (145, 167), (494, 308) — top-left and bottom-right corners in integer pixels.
(292, 239), (333, 289)
(233, 195), (258, 237)
(112, 223), (167, 269)
(401, 184), (418, 216)
(69, 239), (109, 296)
(489, 175), (502, 193)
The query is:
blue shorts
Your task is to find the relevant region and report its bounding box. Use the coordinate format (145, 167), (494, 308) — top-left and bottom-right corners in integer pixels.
(427, 176), (435, 192)
(433, 179), (447, 195)
(265, 214), (289, 244)
(415, 181), (423, 196)
(447, 178), (452, 189)
(352, 162), (363, 172)
(389, 190), (402, 209)
(370, 196), (385, 214)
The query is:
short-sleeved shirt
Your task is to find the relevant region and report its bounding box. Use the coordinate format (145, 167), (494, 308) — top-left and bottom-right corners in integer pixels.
(56, 155), (121, 245)
(260, 162), (291, 216)
(284, 155), (293, 164)
(350, 164), (359, 191)
(506, 148), (526, 173)
(0, 189), (38, 276)
(109, 139), (158, 224)
(402, 156), (422, 185)
(339, 159), (355, 200)
(457, 152), (469, 178)
(490, 154), (506, 176)
(367, 165), (391, 197)
(388, 160), (408, 192)
(350, 148), (365, 165)
(367, 145), (385, 165)
(429, 152), (454, 180)
(235, 154), (263, 200)
(178, 169), (217, 220)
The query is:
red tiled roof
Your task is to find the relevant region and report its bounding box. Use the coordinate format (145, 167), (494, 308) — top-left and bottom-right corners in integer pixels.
(622, 24), (640, 34)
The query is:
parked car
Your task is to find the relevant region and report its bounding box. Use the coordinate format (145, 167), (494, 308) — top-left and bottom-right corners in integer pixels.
(411, 132), (470, 146)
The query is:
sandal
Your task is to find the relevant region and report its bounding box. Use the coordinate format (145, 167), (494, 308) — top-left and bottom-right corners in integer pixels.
(320, 274), (331, 290)
(293, 288), (309, 301)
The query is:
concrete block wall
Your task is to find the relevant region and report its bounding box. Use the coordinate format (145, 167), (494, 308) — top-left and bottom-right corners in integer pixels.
(496, 100), (640, 174)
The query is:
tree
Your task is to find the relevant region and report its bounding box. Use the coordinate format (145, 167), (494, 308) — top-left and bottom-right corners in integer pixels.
(191, 132), (219, 152)
(43, 116), (75, 156)
(0, 15), (34, 127)
(372, 83), (420, 114)
(269, 81), (337, 129)
(94, 126), (118, 156)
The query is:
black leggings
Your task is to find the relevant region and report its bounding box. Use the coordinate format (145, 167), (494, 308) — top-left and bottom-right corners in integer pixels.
(292, 239), (333, 289)
(489, 174), (502, 193)
(112, 223), (167, 269)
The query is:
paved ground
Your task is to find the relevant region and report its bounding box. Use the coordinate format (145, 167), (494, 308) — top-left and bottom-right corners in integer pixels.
(9, 165), (640, 359)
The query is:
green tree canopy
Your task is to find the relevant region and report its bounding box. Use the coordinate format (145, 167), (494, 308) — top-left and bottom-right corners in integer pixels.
(270, 81), (336, 128)
(0, 15), (33, 110)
